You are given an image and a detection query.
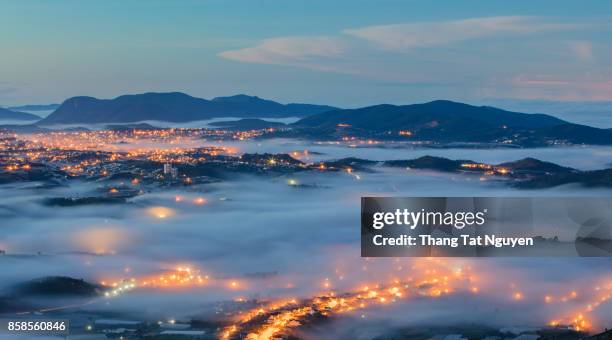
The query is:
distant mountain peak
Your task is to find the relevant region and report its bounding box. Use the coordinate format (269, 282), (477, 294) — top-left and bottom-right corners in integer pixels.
(425, 99), (462, 105)
(8, 103), (60, 112)
(212, 94), (263, 103)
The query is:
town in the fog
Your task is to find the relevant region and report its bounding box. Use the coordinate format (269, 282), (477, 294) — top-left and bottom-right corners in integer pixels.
(2, 1), (612, 338)
(1, 114), (611, 339)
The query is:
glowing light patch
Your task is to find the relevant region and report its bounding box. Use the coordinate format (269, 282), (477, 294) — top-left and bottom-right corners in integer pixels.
(147, 206), (175, 219)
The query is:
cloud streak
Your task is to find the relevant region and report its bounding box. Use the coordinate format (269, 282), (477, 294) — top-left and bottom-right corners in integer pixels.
(219, 16), (582, 68)
(343, 16), (578, 50)
(218, 36), (350, 72)
(511, 74), (612, 101)
(216, 16), (610, 101)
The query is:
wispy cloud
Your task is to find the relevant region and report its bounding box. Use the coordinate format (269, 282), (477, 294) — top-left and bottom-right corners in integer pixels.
(218, 36), (350, 72)
(511, 74), (612, 101)
(219, 16), (583, 71)
(216, 16), (610, 101)
(343, 16), (579, 51)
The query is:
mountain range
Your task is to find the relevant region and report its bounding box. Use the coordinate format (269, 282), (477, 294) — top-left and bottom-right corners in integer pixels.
(292, 100), (612, 145)
(8, 104), (60, 112)
(7, 92), (612, 146)
(0, 107), (40, 121)
(297, 100), (564, 130)
(39, 92), (337, 124)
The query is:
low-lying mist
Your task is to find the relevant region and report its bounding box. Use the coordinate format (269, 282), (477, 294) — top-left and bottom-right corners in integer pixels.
(1, 145), (611, 332)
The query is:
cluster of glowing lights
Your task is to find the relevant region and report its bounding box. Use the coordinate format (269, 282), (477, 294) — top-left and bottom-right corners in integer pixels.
(173, 195), (207, 205)
(3, 163), (31, 171)
(398, 130), (413, 136)
(0, 130), (241, 177)
(101, 266), (210, 295)
(460, 163), (511, 175)
(221, 259), (480, 340)
(339, 136), (380, 146)
(2, 131), (373, 185)
(94, 259), (611, 339)
(548, 280), (612, 332)
(16, 128), (255, 151)
(100, 266), (248, 298)
(219, 260), (611, 340)
(103, 280), (137, 297)
(232, 128), (276, 141)
(147, 196), (209, 218)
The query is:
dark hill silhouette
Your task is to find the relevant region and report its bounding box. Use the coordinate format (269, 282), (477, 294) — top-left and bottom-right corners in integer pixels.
(296, 100), (565, 130)
(499, 157), (575, 173)
(39, 92), (337, 124)
(294, 100), (612, 145)
(0, 107), (40, 121)
(8, 104), (60, 111)
(11, 276), (102, 297)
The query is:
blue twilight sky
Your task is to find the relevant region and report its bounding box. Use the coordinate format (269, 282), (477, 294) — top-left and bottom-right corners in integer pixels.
(1, 0), (612, 107)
